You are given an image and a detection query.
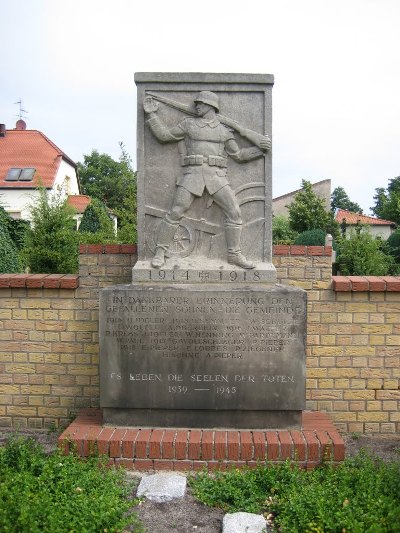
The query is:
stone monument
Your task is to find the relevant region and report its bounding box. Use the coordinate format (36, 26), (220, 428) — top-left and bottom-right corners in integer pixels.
(100, 73), (307, 428)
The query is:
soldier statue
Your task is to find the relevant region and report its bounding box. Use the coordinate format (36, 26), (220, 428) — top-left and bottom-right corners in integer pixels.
(143, 91), (271, 269)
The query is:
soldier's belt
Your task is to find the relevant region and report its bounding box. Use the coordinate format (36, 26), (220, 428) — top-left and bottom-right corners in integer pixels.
(181, 155), (228, 168)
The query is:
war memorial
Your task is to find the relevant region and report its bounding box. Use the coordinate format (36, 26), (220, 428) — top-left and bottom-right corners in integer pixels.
(99, 73), (307, 430)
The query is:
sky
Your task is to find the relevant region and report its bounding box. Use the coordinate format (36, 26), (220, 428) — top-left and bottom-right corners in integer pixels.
(1, 0), (400, 215)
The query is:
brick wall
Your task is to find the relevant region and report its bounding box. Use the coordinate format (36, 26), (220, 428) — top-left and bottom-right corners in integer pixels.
(274, 247), (400, 435)
(0, 245), (398, 434)
(0, 245), (137, 430)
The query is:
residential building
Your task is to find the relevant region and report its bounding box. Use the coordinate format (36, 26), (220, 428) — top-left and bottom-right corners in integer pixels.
(0, 120), (80, 220)
(335, 209), (396, 239)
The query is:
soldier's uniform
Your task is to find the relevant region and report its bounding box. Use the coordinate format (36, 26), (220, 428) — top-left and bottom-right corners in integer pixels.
(146, 91), (264, 269)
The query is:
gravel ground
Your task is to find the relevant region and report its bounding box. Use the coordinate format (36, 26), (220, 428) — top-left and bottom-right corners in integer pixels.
(1, 428), (399, 533)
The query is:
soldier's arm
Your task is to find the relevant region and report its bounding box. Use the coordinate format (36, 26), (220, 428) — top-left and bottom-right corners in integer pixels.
(143, 96), (184, 143)
(225, 138), (264, 163)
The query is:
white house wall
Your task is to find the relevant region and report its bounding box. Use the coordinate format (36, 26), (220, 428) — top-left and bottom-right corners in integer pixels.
(54, 160), (79, 195)
(1, 189), (41, 220)
(1, 159), (79, 221)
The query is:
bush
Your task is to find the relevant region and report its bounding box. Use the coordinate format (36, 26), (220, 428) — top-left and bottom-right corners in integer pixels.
(190, 452), (400, 532)
(22, 188), (78, 273)
(0, 436), (142, 532)
(336, 229), (394, 275)
(0, 206), (20, 272)
(294, 228), (326, 246)
(0, 225), (19, 273)
(272, 215), (297, 244)
(386, 228), (400, 263)
(78, 198), (117, 244)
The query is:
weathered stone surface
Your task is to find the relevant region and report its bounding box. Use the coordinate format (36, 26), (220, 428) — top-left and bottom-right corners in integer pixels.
(99, 283), (306, 428)
(134, 72), (275, 278)
(137, 473), (186, 502)
(222, 512), (269, 533)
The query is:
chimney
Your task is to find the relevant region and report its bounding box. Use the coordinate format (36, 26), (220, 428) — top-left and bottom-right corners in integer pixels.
(15, 119), (26, 130)
(0, 124), (5, 137)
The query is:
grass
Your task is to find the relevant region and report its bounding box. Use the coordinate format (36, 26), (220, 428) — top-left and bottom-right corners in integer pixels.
(189, 452), (400, 532)
(0, 435), (143, 532)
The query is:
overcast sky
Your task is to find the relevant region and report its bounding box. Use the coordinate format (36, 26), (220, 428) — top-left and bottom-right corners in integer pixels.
(1, 0), (400, 214)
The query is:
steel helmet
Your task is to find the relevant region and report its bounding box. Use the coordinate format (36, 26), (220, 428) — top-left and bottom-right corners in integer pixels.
(194, 91), (220, 112)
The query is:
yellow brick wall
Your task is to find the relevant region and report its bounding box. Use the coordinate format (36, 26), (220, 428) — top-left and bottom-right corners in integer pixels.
(0, 249), (136, 430)
(0, 248), (398, 434)
(273, 253), (400, 435)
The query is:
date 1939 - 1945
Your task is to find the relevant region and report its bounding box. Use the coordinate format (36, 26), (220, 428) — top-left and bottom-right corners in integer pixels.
(168, 385), (236, 395)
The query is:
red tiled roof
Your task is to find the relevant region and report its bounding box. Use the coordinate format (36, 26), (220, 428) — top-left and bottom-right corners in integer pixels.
(66, 195), (91, 213)
(0, 128), (76, 189)
(335, 209), (395, 226)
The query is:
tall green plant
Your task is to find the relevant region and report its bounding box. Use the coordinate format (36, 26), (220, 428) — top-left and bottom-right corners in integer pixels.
(78, 198), (117, 244)
(0, 206), (23, 272)
(288, 179), (339, 237)
(23, 188), (78, 273)
(272, 215), (297, 244)
(0, 225), (19, 273)
(337, 228), (393, 275)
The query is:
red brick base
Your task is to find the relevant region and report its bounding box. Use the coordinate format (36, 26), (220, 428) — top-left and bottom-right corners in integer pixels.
(58, 409), (345, 471)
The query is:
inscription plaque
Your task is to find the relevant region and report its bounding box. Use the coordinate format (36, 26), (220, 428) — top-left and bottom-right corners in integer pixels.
(100, 283), (306, 428)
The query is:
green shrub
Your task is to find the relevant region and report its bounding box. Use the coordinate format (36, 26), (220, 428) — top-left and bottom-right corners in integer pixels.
(0, 206), (30, 272)
(78, 198), (117, 244)
(337, 228), (394, 275)
(22, 188), (79, 273)
(190, 452), (400, 532)
(294, 228), (326, 246)
(272, 215), (297, 244)
(386, 228), (400, 263)
(0, 435), (142, 532)
(0, 226), (19, 273)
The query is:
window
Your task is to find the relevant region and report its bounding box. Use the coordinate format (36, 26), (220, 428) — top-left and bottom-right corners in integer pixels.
(5, 168), (35, 181)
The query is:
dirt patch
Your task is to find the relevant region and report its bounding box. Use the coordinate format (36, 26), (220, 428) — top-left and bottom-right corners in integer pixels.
(130, 483), (224, 533)
(343, 434), (400, 462)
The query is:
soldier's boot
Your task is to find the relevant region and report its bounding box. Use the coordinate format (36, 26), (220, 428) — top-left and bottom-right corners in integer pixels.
(225, 224), (256, 269)
(151, 217), (180, 269)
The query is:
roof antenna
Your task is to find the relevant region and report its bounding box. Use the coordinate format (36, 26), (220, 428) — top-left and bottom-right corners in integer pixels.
(14, 98), (29, 120)
(14, 98), (28, 130)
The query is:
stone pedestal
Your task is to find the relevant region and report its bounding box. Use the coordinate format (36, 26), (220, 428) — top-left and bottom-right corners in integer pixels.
(100, 283), (306, 428)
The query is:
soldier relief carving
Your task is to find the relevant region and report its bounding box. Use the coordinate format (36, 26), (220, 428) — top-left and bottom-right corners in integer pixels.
(143, 90), (271, 269)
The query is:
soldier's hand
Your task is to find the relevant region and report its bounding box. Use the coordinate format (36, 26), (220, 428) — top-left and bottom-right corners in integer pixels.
(259, 135), (271, 152)
(143, 96), (159, 114)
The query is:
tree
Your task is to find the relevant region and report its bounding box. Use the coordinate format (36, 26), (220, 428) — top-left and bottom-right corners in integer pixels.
(337, 228), (394, 276)
(78, 143), (137, 243)
(331, 186), (362, 213)
(371, 177), (400, 225)
(22, 188), (78, 273)
(114, 143), (137, 244)
(78, 143), (136, 211)
(288, 180), (339, 237)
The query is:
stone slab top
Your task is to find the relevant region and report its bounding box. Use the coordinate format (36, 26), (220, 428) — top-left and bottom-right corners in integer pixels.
(134, 72), (274, 84)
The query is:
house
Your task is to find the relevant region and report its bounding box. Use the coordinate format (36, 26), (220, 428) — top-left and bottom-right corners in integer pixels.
(335, 209), (396, 239)
(0, 120), (80, 220)
(272, 179), (331, 217)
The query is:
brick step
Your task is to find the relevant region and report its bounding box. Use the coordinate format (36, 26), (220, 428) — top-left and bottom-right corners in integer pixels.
(58, 410), (345, 471)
